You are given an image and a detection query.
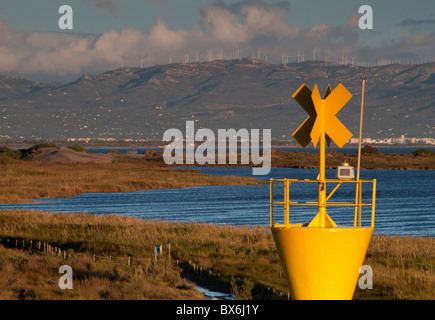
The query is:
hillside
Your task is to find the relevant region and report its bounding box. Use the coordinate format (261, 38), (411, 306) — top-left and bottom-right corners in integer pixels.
(0, 59), (434, 141)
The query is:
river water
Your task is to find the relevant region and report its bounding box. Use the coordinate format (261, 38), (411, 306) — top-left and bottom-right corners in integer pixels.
(0, 167), (433, 237)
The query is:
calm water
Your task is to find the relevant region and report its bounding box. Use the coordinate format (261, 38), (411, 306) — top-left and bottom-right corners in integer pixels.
(0, 167), (433, 237)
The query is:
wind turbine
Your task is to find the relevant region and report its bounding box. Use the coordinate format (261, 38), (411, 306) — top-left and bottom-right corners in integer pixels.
(235, 48), (240, 60)
(217, 49), (223, 60)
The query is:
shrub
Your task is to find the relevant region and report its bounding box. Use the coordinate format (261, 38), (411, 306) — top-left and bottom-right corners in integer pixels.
(412, 148), (434, 157)
(0, 147), (21, 160)
(361, 145), (378, 154)
(67, 144), (87, 153)
(20, 144), (58, 160)
(107, 150), (121, 155)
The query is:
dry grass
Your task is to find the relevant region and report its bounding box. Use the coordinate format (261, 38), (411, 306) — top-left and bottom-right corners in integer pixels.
(0, 245), (203, 300)
(0, 210), (432, 300)
(0, 158), (265, 204)
(354, 235), (434, 300)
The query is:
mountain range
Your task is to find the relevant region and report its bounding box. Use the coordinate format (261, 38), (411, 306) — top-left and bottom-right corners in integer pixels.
(0, 59), (434, 142)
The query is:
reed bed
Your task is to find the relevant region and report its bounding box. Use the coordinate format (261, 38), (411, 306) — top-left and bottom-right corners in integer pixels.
(0, 210), (432, 300)
(0, 158), (265, 204)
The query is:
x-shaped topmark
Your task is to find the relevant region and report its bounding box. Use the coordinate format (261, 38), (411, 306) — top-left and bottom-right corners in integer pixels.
(292, 83), (353, 148)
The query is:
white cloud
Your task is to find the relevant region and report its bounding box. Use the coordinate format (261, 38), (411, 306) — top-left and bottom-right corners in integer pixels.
(0, 0), (433, 81)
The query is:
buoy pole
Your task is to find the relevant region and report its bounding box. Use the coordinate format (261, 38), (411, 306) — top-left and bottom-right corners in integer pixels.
(354, 69), (365, 227)
(356, 69), (366, 181)
(318, 101), (326, 228)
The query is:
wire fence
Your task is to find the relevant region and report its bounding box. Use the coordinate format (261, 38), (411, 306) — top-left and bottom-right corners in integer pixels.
(0, 236), (290, 300)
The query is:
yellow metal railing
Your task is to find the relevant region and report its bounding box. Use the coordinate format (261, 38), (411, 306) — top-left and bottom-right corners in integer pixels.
(269, 178), (376, 228)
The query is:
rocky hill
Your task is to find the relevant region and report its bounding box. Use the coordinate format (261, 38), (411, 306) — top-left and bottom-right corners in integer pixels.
(0, 59), (434, 142)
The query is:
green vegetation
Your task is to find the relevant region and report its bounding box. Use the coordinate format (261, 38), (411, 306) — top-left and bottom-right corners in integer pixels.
(412, 148), (435, 157)
(19, 143), (59, 161)
(107, 149), (121, 155)
(361, 145), (378, 154)
(67, 144), (87, 153)
(0, 210), (432, 300)
(0, 147), (21, 165)
(0, 146), (21, 160)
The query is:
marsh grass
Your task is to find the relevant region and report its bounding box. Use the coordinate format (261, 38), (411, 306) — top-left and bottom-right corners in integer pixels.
(0, 158), (265, 204)
(354, 235), (434, 300)
(0, 245), (203, 300)
(0, 210), (432, 300)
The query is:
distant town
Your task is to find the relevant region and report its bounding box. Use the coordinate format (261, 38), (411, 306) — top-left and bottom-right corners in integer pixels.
(51, 135), (435, 147)
(349, 136), (434, 146)
(1, 134), (433, 148)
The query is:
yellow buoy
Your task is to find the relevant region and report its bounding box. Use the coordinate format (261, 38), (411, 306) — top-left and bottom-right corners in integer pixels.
(271, 81), (376, 300)
(272, 226), (373, 300)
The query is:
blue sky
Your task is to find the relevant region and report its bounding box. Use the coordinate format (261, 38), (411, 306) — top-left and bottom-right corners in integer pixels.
(0, 0), (434, 81)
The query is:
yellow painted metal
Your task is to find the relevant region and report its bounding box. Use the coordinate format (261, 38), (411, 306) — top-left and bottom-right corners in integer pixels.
(269, 179), (376, 228)
(371, 179), (376, 228)
(270, 179), (274, 227)
(326, 182), (342, 201)
(270, 82), (376, 300)
(307, 211), (337, 228)
(292, 84), (317, 148)
(271, 226), (373, 300)
(292, 84), (334, 148)
(311, 83), (353, 148)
